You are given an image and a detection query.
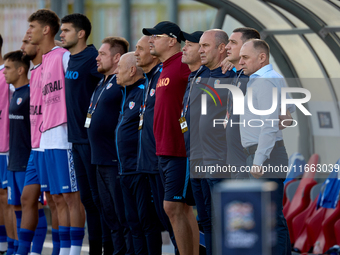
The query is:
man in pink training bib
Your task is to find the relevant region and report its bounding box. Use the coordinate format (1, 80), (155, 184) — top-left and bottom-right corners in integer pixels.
(27, 9), (85, 255)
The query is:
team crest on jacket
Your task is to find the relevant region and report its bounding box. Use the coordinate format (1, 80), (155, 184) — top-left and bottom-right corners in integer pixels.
(129, 101), (135, 109)
(195, 77), (201, 84)
(106, 83), (113, 90)
(214, 79), (220, 85)
(17, 98), (22, 105)
(150, 89), (155, 97)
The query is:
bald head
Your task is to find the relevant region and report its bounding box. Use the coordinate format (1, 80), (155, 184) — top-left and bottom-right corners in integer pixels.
(137, 35), (148, 46)
(115, 52), (144, 86)
(239, 39), (270, 76)
(135, 35), (159, 73)
(207, 29), (229, 46)
(122, 52), (137, 67)
(247, 39), (269, 56)
(121, 52), (144, 74)
(199, 29), (229, 70)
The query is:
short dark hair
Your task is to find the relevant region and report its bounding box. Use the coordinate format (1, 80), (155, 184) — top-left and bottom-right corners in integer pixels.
(4, 50), (30, 74)
(248, 39), (270, 56)
(233, 27), (261, 42)
(0, 34), (3, 51)
(102, 36), (129, 56)
(28, 9), (60, 37)
(61, 13), (92, 40)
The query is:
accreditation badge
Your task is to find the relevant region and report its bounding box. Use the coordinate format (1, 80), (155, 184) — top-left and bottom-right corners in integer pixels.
(179, 117), (188, 133)
(138, 114), (144, 130)
(84, 113), (92, 128)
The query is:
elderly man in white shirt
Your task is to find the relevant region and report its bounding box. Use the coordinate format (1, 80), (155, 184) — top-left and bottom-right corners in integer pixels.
(239, 39), (295, 255)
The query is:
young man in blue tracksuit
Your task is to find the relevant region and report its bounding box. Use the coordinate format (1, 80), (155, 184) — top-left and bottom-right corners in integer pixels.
(115, 52), (161, 255)
(134, 35), (180, 255)
(180, 31), (212, 255)
(4, 51), (31, 255)
(61, 14), (111, 254)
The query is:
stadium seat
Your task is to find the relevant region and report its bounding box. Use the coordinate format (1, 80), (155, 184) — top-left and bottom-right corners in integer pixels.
(284, 154), (319, 242)
(285, 152), (306, 184)
(312, 204), (340, 254)
(293, 165), (340, 253)
(283, 179), (297, 206)
(283, 153), (306, 206)
(293, 201), (327, 253)
(290, 183), (322, 244)
(334, 219), (340, 245)
(283, 181), (300, 216)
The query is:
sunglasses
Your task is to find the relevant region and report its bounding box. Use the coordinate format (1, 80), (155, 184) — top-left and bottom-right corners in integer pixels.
(151, 34), (170, 39)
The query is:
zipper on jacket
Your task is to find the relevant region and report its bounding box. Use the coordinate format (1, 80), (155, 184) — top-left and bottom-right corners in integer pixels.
(115, 87), (126, 175)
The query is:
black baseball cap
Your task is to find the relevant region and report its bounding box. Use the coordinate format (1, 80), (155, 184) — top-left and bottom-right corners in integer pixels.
(180, 31), (204, 43)
(142, 21), (181, 43)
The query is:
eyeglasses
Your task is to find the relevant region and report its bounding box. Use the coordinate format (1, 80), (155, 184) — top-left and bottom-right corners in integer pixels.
(151, 34), (170, 39)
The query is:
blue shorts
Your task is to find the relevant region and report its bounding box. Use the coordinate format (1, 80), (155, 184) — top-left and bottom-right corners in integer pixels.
(158, 156), (195, 206)
(25, 151), (50, 192)
(7, 171), (26, 205)
(0, 155), (8, 189)
(44, 149), (78, 195)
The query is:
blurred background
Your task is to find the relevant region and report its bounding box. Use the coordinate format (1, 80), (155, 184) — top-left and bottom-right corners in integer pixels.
(1, 0), (340, 174)
(0, 0), (217, 54)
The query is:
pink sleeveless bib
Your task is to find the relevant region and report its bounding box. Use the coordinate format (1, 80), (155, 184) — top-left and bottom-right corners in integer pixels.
(30, 64), (43, 148)
(0, 67), (10, 152)
(41, 47), (68, 132)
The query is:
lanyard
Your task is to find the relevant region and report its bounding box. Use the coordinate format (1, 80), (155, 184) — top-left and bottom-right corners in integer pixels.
(182, 66), (203, 118)
(88, 75), (115, 115)
(140, 66), (160, 115)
